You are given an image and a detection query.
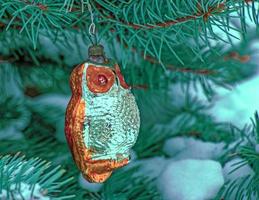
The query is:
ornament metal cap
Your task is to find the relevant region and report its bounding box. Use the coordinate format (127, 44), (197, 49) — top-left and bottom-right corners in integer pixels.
(88, 45), (105, 57)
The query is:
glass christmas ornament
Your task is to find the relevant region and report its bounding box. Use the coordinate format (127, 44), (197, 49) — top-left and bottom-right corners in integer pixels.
(65, 45), (140, 183)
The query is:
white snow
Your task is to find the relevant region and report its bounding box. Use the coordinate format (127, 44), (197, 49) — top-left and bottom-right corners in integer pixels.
(130, 149), (137, 161)
(223, 158), (254, 181)
(163, 137), (226, 160)
(0, 126), (24, 140)
(0, 183), (50, 200)
(209, 74), (259, 127)
(222, 158), (256, 200)
(78, 173), (103, 192)
(256, 144), (259, 153)
(0, 63), (24, 98)
(137, 157), (168, 178)
(30, 94), (70, 142)
(125, 156), (168, 179)
(32, 94), (70, 107)
(157, 159), (224, 200)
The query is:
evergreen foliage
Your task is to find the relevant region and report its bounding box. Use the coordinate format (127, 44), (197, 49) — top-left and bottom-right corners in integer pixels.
(215, 112), (259, 200)
(0, 0), (258, 199)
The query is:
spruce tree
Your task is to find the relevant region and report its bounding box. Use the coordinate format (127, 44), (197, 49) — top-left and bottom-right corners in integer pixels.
(0, 0), (258, 199)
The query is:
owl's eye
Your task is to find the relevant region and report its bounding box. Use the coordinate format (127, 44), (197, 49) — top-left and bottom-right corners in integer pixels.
(86, 65), (115, 94)
(97, 74), (108, 86)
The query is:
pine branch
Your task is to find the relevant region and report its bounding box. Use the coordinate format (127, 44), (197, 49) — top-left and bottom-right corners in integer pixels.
(143, 54), (217, 75)
(96, 0), (257, 65)
(94, 0), (256, 29)
(103, 165), (161, 200)
(95, 1), (226, 29)
(215, 112), (259, 200)
(1, 0), (257, 64)
(0, 154), (75, 200)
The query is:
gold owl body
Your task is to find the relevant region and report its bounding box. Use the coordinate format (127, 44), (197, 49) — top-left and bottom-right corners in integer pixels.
(65, 52), (140, 183)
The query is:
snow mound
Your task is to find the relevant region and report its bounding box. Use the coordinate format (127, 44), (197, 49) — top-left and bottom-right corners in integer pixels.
(0, 183), (50, 200)
(128, 157), (169, 179)
(139, 157), (168, 178)
(256, 144), (259, 153)
(209, 74), (259, 127)
(78, 173), (103, 192)
(163, 137), (225, 160)
(158, 159), (224, 200)
(223, 158), (254, 181)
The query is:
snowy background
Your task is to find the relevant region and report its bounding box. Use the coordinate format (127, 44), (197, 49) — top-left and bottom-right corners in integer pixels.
(79, 47), (259, 200)
(1, 5), (258, 200)
(78, 13), (259, 200)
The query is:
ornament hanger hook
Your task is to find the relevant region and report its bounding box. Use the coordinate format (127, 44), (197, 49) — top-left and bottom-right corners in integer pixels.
(87, 1), (97, 45)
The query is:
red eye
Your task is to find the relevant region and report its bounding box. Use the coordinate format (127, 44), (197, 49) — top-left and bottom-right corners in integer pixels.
(86, 65), (115, 93)
(97, 74), (108, 86)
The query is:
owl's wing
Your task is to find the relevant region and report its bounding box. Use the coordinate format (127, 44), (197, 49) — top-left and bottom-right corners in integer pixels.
(65, 63), (92, 164)
(65, 64), (84, 150)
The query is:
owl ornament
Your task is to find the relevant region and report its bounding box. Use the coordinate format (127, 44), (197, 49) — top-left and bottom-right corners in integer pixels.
(65, 45), (140, 183)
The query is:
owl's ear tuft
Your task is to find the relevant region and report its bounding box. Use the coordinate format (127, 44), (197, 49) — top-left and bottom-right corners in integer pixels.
(114, 64), (130, 89)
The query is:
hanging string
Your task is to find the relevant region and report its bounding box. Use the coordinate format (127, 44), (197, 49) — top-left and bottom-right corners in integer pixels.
(87, 1), (97, 45)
